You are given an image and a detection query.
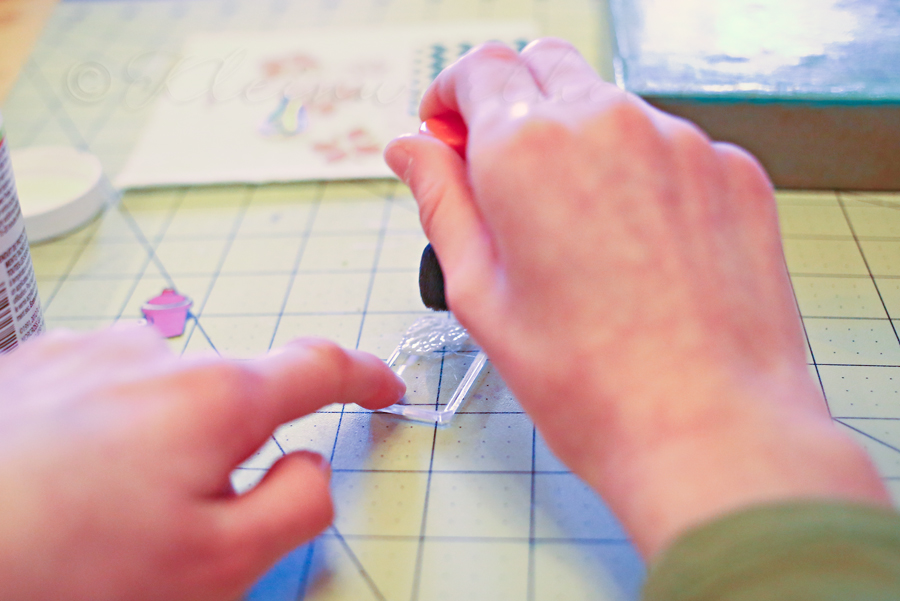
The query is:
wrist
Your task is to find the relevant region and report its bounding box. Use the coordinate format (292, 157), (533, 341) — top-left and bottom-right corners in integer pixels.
(580, 370), (891, 559)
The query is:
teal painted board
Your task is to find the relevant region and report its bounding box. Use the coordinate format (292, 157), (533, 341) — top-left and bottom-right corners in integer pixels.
(608, 0), (900, 190)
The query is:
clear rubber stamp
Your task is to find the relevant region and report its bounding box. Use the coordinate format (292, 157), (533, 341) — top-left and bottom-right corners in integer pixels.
(379, 313), (488, 425)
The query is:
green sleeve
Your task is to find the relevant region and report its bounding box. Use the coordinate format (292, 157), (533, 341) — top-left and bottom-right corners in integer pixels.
(642, 502), (900, 601)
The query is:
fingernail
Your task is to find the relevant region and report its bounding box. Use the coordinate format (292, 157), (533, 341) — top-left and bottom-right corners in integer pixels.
(391, 371), (408, 399)
(306, 452), (332, 477)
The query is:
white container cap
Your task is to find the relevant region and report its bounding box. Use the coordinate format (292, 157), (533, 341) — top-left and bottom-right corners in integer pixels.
(10, 146), (109, 243)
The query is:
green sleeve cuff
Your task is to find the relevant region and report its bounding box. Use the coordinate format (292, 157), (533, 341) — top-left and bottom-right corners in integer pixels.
(643, 502), (900, 601)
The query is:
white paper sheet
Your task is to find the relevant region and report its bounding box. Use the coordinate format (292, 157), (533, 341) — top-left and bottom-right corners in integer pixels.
(115, 23), (535, 189)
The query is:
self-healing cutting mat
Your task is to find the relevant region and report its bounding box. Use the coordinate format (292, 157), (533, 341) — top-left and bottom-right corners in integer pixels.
(3, 1), (900, 600)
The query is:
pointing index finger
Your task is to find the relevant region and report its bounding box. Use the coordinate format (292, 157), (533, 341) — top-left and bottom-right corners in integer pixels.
(155, 338), (405, 493)
(251, 338), (406, 422)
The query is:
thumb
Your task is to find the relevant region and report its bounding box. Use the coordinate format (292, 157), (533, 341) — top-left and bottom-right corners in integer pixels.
(219, 451), (334, 578)
(385, 134), (497, 316)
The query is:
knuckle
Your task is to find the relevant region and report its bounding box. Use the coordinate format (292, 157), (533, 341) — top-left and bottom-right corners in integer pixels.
(531, 36), (577, 51)
(279, 454), (335, 525)
(715, 142), (774, 195)
(466, 41), (520, 62)
(667, 120), (720, 178)
(181, 524), (255, 595)
(604, 96), (658, 138)
(35, 328), (81, 348)
(189, 361), (268, 439)
(282, 337), (355, 400)
(16, 329), (84, 365)
(304, 339), (353, 399)
(199, 361), (262, 404)
(716, 141), (765, 173)
(29, 326), (168, 363)
(303, 338), (351, 374)
(288, 337), (351, 381)
(116, 322), (169, 350)
(521, 37), (580, 59)
(584, 95), (672, 163)
(668, 117), (712, 154)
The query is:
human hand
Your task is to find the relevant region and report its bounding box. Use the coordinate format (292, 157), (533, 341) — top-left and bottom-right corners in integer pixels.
(385, 39), (888, 557)
(0, 326), (404, 601)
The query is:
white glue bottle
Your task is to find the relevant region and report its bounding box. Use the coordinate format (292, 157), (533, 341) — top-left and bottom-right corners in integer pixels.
(0, 111), (45, 352)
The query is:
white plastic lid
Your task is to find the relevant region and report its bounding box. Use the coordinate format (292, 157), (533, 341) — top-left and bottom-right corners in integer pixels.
(10, 146), (109, 243)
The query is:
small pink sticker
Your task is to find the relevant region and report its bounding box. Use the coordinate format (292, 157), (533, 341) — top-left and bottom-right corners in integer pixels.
(142, 288), (193, 338)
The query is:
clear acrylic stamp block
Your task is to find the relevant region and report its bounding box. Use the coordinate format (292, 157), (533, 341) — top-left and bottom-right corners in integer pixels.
(379, 314), (488, 425)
